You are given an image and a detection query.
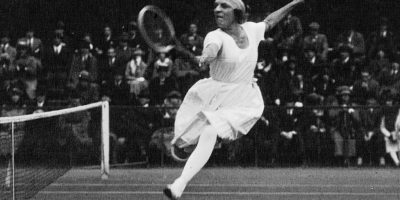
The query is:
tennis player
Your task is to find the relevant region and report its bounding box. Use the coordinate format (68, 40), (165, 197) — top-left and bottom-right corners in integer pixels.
(164, 0), (305, 199)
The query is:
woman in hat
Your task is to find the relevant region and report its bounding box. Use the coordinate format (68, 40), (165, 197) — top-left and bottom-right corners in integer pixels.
(164, 0), (305, 199)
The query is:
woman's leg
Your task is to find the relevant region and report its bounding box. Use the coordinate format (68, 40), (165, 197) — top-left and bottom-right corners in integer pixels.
(167, 125), (218, 198)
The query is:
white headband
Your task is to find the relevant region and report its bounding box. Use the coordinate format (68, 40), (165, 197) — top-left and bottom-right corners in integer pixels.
(223, 0), (245, 12)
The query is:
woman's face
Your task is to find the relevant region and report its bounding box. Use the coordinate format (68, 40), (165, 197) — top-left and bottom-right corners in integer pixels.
(214, 0), (236, 29)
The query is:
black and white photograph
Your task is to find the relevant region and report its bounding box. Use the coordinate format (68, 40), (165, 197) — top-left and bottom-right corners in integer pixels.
(1, 0), (400, 199)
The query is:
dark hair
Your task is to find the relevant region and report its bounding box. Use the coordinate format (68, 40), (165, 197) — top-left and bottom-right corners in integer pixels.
(234, 9), (246, 24)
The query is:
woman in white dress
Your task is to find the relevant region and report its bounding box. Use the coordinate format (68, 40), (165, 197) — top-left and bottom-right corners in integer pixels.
(164, 0), (305, 199)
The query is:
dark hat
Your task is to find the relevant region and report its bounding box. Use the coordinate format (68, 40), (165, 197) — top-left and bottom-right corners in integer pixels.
(166, 90), (182, 99)
(305, 93), (322, 106)
(78, 70), (91, 81)
(337, 85), (351, 95)
(309, 22), (320, 30)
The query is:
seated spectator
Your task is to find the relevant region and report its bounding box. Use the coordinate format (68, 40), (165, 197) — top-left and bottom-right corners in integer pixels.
(116, 32), (133, 67)
(68, 42), (98, 89)
(153, 53), (173, 79)
(98, 47), (123, 86)
(330, 86), (361, 167)
(377, 58), (400, 88)
(161, 91), (183, 125)
(313, 66), (336, 99)
(331, 45), (359, 87)
(359, 96), (385, 166)
(73, 70), (99, 105)
(300, 46), (326, 81)
(18, 29), (42, 59)
(14, 41), (43, 101)
(101, 71), (131, 106)
(180, 23), (204, 55)
(298, 93), (331, 166)
(367, 17), (396, 60)
(276, 13), (303, 55)
(82, 33), (98, 56)
(149, 64), (179, 105)
(125, 48), (149, 96)
(352, 69), (380, 104)
(335, 22), (365, 58)
(368, 48), (391, 78)
(276, 97), (304, 165)
(303, 22), (329, 62)
(0, 35), (16, 63)
(379, 88), (400, 166)
(96, 25), (116, 57)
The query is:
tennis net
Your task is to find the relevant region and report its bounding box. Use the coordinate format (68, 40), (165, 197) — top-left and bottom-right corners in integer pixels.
(0, 101), (109, 200)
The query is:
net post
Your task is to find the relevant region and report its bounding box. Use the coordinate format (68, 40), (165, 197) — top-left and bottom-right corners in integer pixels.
(11, 122), (15, 200)
(101, 101), (110, 180)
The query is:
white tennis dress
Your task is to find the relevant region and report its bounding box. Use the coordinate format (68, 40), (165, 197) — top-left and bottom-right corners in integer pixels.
(172, 22), (266, 148)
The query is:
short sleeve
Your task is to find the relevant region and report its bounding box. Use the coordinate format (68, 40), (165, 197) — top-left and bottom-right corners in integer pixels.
(203, 31), (223, 50)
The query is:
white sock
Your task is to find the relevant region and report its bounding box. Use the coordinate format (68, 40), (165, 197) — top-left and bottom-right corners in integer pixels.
(172, 125), (217, 197)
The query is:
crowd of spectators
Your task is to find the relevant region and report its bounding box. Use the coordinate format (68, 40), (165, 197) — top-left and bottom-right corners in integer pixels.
(2, 13), (400, 167)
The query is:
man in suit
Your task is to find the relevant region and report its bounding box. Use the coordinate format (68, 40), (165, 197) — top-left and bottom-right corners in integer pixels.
(68, 42), (98, 89)
(96, 25), (116, 59)
(336, 23), (365, 58)
(43, 36), (72, 99)
(18, 29), (42, 59)
(303, 22), (329, 62)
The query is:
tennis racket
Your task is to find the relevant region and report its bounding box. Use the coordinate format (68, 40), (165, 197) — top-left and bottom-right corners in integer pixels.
(137, 5), (189, 55)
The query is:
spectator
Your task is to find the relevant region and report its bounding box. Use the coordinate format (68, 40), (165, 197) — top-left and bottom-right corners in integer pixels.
(331, 86), (361, 166)
(180, 23), (204, 55)
(303, 22), (329, 62)
(379, 88), (400, 166)
(331, 45), (359, 87)
(298, 93), (331, 166)
(18, 29), (42, 59)
(367, 17), (396, 60)
(54, 20), (75, 48)
(116, 32), (134, 67)
(82, 33), (98, 56)
(335, 22), (365, 58)
(352, 69), (380, 104)
(377, 58), (400, 88)
(276, 97), (304, 165)
(368, 48), (391, 78)
(101, 71), (131, 106)
(125, 48), (149, 96)
(96, 25), (116, 57)
(301, 46), (326, 82)
(98, 47), (121, 86)
(359, 96), (386, 166)
(68, 42), (98, 88)
(276, 13), (303, 55)
(149, 64), (179, 106)
(256, 58), (280, 105)
(153, 53), (173, 79)
(0, 35), (16, 63)
(278, 57), (303, 102)
(14, 41), (43, 101)
(74, 70), (99, 105)
(43, 36), (71, 99)
(313, 66), (336, 99)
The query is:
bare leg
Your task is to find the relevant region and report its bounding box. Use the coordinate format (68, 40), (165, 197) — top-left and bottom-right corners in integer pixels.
(166, 125), (217, 198)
